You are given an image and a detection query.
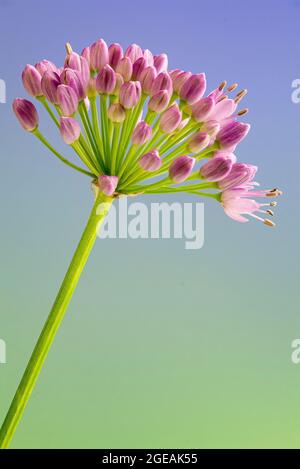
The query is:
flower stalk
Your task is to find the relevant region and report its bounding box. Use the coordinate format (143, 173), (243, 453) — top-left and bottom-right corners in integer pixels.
(0, 192), (113, 449)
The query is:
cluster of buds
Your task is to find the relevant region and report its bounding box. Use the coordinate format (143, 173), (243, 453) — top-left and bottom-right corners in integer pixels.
(13, 38), (281, 226)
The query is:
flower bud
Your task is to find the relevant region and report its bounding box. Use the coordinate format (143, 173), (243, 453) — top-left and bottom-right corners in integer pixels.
(59, 116), (81, 144)
(169, 155), (196, 183)
(217, 122), (250, 150)
(22, 65), (42, 97)
(187, 132), (210, 153)
(96, 65), (117, 94)
(218, 163), (257, 190)
(108, 43), (123, 70)
(132, 57), (147, 81)
(107, 103), (126, 123)
(208, 98), (237, 121)
(81, 47), (91, 67)
(64, 52), (81, 71)
(98, 175), (118, 196)
(132, 121), (152, 145)
(192, 97), (215, 122)
(213, 150), (237, 164)
(57, 84), (78, 116)
(119, 81), (141, 109)
(159, 103), (182, 134)
(199, 155), (233, 181)
(112, 73), (124, 95)
(140, 66), (157, 94)
(153, 54), (168, 74)
(151, 72), (173, 96)
(125, 43), (143, 63)
(35, 60), (58, 76)
(143, 49), (154, 66)
(13, 98), (39, 132)
(170, 70), (192, 93)
(179, 73), (206, 104)
(148, 90), (170, 113)
(41, 71), (61, 104)
(61, 68), (85, 100)
(201, 120), (220, 138)
(90, 38), (109, 72)
(116, 57), (133, 81)
(139, 150), (162, 171)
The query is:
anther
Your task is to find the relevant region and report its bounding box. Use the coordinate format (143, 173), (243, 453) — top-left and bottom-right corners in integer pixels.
(266, 209), (274, 216)
(264, 219), (276, 227)
(218, 80), (227, 91)
(237, 108), (249, 116)
(227, 83), (238, 92)
(65, 42), (73, 54)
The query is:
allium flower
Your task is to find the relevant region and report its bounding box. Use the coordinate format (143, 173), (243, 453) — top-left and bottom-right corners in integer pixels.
(1, 38), (282, 449)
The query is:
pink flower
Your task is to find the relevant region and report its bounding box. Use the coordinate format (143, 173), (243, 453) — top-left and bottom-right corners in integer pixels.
(98, 175), (119, 196)
(179, 73), (206, 104)
(159, 103), (182, 133)
(22, 65), (42, 97)
(13, 98), (39, 132)
(59, 117), (81, 144)
(169, 155), (196, 183)
(139, 150), (162, 171)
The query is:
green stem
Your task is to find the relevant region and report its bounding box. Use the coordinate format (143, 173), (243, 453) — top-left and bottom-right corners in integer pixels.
(33, 129), (95, 177)
(0, 192), (114, 448)
(90, 97), (105, 163)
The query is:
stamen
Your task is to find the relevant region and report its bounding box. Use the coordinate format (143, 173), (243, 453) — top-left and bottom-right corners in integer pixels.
(217, 95), (228, 103)
(218, 80), (227, 91)
(227, 83), (238, 92)
(266, 209), (274, 216)
(266, 188), (282, 197)
(65, 42), (73, 54)
(234, 89), (248, 103)
(270, 201), (278, 207)
(237, 108), (249, 116)
(264, 219), (276, 227)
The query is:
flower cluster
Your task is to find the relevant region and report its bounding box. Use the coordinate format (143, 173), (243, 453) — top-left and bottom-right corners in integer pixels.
(13, 39), (281, 226)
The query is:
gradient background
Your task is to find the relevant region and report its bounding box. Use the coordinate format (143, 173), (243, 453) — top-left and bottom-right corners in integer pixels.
(0, 0), (299, 449)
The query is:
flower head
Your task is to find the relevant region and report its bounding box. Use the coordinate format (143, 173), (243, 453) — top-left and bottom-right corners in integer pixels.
(13, 38), (281, 228)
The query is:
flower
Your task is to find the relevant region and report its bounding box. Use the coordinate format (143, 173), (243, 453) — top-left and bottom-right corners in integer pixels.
(13, 38), (280, 228)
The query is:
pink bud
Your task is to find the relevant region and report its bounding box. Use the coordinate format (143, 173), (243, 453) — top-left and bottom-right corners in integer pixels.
(148, 90), (170, 113)
(208, 98), (237, 121)
(159, 103), (182, 134)
(35, 60), (58, 76)
(213, 150), (237, 164)
(192, 97), (215, 122)
(180, 73), (206, 104)
(151, 72), (173, 96)
(119, 81), (141, 109)
(108, 43), (123, 70)
(140, 66), (157, 94)
(201, 120), (220, 138)
(187, 132), (210, 153)
(217, 122), (250, 150)
(22, 65), (42, 97)
(81, 47), (91, 67)
(59, 116), (81, 144)
(125, 43), (143, 63)
(112, 73), (124, 95)
(132, 57), (147, 81)
(199, 155), (233, 181)
(139, 150), (162, 172)
(132, 121), (152, 145)
(143, 49), (154, 66)
(218, 163), (257, 190)
(96, 65), (117, 94)
(170, 70), (192, 93)
(169, 155), (196, 183)
(61, 68), (85, 100)
(57, 85), (78, 116)
(90, 39), (109, 72)
(153, 54), (168, 74)
(13, 98), (39, 132)
(41, 71), (61, 104)
(64, 52), (81, 71)
(98, 175), (118, 196)
(116, 57), (133, 82)
(108, 103), (126, 123)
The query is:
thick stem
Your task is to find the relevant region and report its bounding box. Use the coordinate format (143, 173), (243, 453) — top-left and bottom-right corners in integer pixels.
(0, 192), (114, 449)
